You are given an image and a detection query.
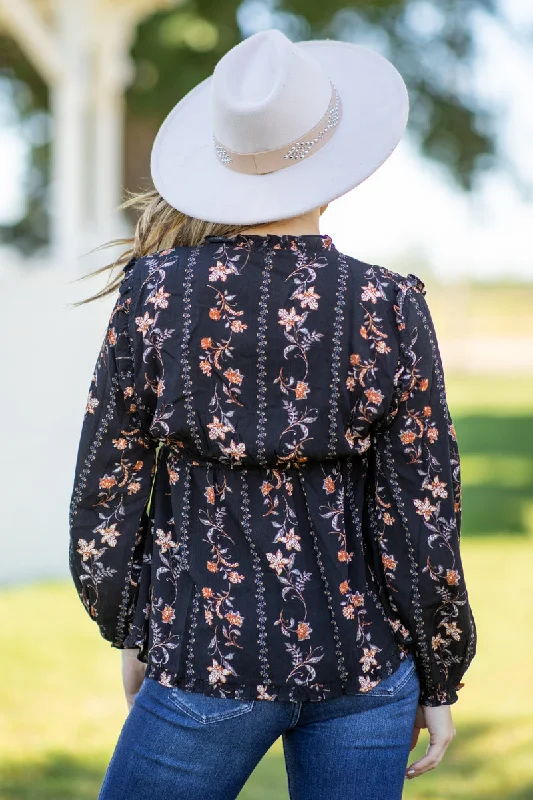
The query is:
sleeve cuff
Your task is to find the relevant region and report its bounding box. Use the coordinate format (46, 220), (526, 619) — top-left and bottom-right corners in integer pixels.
(419, 682), (465, 707)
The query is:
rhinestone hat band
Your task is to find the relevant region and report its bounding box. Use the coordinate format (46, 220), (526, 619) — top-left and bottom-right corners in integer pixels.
(213, 83), (342, 175)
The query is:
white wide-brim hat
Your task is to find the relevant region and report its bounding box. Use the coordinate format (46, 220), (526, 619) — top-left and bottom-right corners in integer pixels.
(151, 29), (409, 224)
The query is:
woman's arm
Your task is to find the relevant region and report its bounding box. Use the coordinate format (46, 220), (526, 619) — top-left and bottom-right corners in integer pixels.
(69, 262), (158, 647)
(369, 282), (477, 707)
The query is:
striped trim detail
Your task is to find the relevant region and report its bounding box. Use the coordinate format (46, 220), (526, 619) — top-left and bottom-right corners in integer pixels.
(380, 432), (435, 695)
(178, 464), (192, 571)
(297, 467), (349, 683)
(181, 247), (203, 452)
(345, 457), (394, 632)
(240, 470), (271, 686)
(185, 588), (201, 689)
(327, 254), (349, 456)
(256, 249), (274, 465)
(69, 374), (120, 532)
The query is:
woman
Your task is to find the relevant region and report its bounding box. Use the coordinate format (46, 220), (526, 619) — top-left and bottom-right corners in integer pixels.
(69, 28), (477, 800)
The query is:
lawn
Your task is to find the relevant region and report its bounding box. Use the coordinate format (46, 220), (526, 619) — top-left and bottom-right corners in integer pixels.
(1, 372), (532, 800)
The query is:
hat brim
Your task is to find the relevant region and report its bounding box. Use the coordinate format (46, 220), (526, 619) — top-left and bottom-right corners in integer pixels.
(150, 40), (409, 224)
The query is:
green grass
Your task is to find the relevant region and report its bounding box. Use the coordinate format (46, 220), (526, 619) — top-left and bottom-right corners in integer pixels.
(1, 372), (532, 799)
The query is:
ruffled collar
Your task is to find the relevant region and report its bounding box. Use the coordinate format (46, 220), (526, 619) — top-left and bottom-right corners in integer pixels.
(204, 233), (336, 251)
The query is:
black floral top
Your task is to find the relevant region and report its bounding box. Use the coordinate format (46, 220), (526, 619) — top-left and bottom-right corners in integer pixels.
(69, 233), (476, 706)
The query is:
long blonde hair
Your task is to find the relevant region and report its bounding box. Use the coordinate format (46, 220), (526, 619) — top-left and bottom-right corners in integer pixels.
(78, 189), (250, 304)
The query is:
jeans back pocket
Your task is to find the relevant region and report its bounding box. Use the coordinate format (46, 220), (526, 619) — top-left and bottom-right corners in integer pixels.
(366, 654), (417, 697)
(169, 685), (255, 724)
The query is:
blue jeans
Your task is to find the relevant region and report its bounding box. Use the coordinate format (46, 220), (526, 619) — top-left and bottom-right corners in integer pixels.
(99, 653), (420, 800)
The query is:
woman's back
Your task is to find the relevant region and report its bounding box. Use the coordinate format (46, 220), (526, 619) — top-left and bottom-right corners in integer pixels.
(69, 233), (475, 707)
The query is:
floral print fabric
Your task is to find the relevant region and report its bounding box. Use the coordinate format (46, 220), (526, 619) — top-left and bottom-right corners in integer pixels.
(69, 233), (476, 706)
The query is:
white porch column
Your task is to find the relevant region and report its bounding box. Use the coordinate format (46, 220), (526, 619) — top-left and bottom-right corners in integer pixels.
(50, 0), (91, 269)
(91, 9), (137, 248)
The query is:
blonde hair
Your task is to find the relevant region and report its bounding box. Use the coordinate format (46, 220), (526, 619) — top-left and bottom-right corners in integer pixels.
(78, 189), (250, 304)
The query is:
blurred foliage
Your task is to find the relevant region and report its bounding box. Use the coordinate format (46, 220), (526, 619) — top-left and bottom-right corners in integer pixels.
(0, 0), (510, 252)
(0, 37), (50, 255)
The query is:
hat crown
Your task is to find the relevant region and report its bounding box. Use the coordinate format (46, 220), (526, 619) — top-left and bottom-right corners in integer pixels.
(211, 29), (333, 155)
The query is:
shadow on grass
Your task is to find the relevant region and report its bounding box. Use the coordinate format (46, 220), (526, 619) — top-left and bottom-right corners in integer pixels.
(455, 415), (533, 537)
(2, 720), (531, 800)
(0, 754), (106, 800)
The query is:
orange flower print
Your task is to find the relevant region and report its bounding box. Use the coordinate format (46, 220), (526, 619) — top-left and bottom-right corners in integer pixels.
(225, 611), (244, 627)
(161, 605), (175, 624)
(168, 469), (180, 485)
(261, 481), (273, 496)
(350, 353), (361, 365)
(127, 481), (141, 495)
(400, 430), (417, 445)
(158, 671), (173, 687)
(414, 497), (438, 521)
(361, 283), (382, 304)
(339, 580), (350, 595)
(360, 645), (379, 673)
(209, 261), (232, 282)
(423, 405), (432, 417)
(343, 605), (355, 619)
(209, 307), (221, 320)
(338, 549), (353, 563)
(427, 426), (439, 443)
(99, 475), (117, 490)
(382, 553), (397, 571)
(375, 340), (391, 354)
(278, 307), (303, 331)
(156, 530), (177, 553)
(202, 587), (214, 598)
(257, 685), (278, 701)
(221, 440), (246, 461)
(365, 387), (384, 406)
(297, 622), (312, 641)
(133, 461), (143, 471)
(323, 475), (335, 494)
(419, 378), (429, 391)
(76, 539), (103, 562)
(207, 659), (232, 685)
(148, 286), (171, 309)
(135, 312), (155, 333)
(228, 571), (244, 584)
(351, 592), (364, 608)
(207, 416), (233, 441)
(276, 528), (301, 551)
(112, 438), (128, 450)
(97, 525), (120, 547)
(85, 392), (99, 415)
(200, 359), (212, 376)
(207, 561), (218, 573)
(443, 621), (462, 640)
(446, 569), (460, 586)
(295, 381), (309, 399)
(383, 512), (395, 526)
(294, 286), (321, 310)
(107, 328), (117, 346)
(230, 319), (247, 333)
(423, 476), (448, 498)
(359, 675), (380, 692)
(205, 486), (215, 504)
(267, 550), (293, 576)
(224, 368), (244, 385)
(432, 634), (445, 651)
(201, 337), (213, 350)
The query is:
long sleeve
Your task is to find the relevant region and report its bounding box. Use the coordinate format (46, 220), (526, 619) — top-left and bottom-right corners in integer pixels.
(368, 280), (477, 706)
(69, 261), (158, 647)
